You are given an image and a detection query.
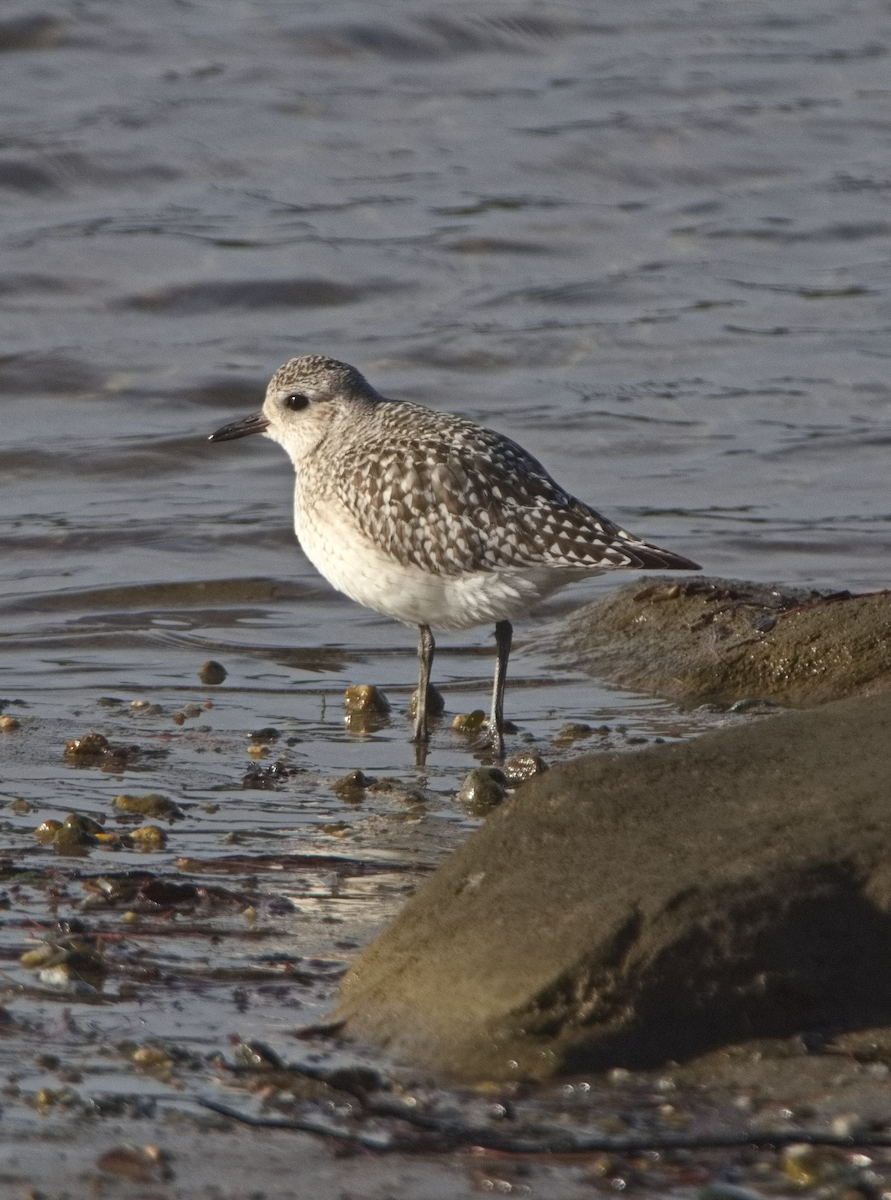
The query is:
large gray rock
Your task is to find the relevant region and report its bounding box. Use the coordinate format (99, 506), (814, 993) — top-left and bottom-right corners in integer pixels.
(335, 690), (891, 1080)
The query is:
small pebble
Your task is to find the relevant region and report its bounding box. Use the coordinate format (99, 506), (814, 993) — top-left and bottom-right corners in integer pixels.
(554, 722), (592, 744)
(331, 769), (375, 801)
(0, 715), (20, 732)
(457, 767), (506, 816)
(502, 752), (548, 786)
(248, 727), (280, 744)
(34, 819), (62, 845)
(343, 684), (390, 714)
(199, 660), (227, 686)
(128, 825), (167, 851)
(132, 1046), (172, 1070)
(452, 710), (487, 733)
(112, 793), (183, 821)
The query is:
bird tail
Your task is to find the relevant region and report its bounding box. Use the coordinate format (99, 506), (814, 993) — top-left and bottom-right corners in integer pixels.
(624, 542), (701, 571)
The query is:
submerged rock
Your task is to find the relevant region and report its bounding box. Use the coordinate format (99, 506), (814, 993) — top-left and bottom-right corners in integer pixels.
(198, 660), (227, 685)
(457, 768), (506, 816)
(112, 793), (183, 822)
(335, 689), (891, 1081)
(557, 578), (891, 708)
(343, 684), (390, 714)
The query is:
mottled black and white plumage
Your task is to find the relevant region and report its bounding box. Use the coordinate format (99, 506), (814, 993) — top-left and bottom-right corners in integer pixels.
(210, 354), (700, 757)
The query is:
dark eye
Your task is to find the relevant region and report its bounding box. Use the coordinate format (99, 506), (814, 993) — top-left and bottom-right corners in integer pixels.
(285, 393), (310, 411)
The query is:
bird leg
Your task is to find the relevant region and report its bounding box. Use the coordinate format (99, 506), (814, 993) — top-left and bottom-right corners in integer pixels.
(481, 619), (513, 759)
(412, 624), (435, 744)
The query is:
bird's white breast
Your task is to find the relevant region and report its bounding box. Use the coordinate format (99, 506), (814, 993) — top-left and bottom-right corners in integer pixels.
(294, 490), (591, 631)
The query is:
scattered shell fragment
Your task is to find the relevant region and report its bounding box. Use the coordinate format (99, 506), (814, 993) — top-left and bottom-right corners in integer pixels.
(199, 659), (227, 685)
(246, 744), (268, 759)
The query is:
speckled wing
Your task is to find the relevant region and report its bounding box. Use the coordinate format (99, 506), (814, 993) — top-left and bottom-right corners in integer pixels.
(333, 408), (685, 576)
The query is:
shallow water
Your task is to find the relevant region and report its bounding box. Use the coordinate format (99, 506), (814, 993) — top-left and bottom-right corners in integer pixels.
(0, 0), (889, 1184)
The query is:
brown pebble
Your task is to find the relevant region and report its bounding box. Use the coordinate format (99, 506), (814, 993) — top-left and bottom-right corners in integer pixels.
(127, 825), (167, 851)
(331, 769), (375, 801)
(554, 722), (593, 745)
(172, 711), (185, 726)
(199, 660), (227, 685)
(96, 1143), (171, 1183)
(0, 715), (20, 732)
(64, 731), (110, 760)
(502, 752), (548, 786)
(452, 710), (487, 733)
(112, 793), (183, 821)
(248, 726), (280, 744)
(343, 684), (391, 714)
(34, 819), (62, 845)
(457, 768), (506, 816)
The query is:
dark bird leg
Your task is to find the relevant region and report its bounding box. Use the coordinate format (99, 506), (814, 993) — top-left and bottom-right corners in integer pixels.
(482, 619), (513, 760)
(412, 624), (435, 744)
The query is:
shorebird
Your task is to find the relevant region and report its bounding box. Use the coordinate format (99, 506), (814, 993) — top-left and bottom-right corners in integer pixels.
(210, 355), (700, 757)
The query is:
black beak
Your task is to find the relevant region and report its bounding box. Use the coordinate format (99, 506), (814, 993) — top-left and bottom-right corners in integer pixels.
(208, 411), (270, 442)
